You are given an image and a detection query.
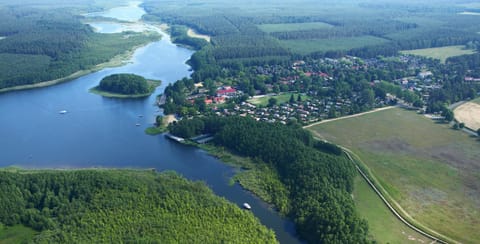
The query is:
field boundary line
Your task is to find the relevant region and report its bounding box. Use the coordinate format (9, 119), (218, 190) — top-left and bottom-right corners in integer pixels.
(341, 147), (456, 244)
(303, 106), (395, 128)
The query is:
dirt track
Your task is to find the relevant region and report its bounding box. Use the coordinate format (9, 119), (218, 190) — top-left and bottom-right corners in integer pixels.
(454, 102), (480, 130)
(303, 106), (395, 128)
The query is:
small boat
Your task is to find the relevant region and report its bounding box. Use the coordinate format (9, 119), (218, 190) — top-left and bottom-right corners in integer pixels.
(138, 115), (144, 118)
(135, 123), (141, 126)
(59, 110), (67, 114)
(243, 203), (251, 210)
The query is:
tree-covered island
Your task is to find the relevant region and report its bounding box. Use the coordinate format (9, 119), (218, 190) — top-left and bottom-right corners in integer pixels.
(90, 73), (160, 98)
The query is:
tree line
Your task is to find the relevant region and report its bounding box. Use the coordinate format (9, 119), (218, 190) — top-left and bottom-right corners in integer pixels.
(169, 116), (372, 243)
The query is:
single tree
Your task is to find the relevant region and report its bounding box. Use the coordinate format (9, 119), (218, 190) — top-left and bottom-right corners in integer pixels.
(453, 123), (459, 130)
(459, 122), (465, 129)
(477, 128), (480, 137)
(443, 109), (454, 123)
(297, 94), (302, 102)
(268, 97), (277, 107)
(289, 94), (295, 103)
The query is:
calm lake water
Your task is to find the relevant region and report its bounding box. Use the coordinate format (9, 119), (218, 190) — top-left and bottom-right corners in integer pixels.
(0, 2), (300, 243)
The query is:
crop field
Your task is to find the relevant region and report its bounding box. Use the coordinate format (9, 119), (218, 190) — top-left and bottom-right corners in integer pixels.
(248, 92), (309, 106)
(400, 45), (476, 63)
(280, 36), (389, 55)
(308, 108), (480, 243)
(454, 98), (480, 131)
(257, 22), (333, 33)
(353, 176), (430, 244)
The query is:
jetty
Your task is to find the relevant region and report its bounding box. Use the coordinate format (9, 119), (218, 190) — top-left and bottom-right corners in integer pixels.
(165, 133), (185, 142)
(190, 134), (214, 144)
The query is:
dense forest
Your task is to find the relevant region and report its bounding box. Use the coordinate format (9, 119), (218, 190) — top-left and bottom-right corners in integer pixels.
(0, 169), (277, 243)
(98, 73), (151, 95)
(143, 0), (480, 76)
(169, 116), (371, 243)
(0, 7), (158, 90)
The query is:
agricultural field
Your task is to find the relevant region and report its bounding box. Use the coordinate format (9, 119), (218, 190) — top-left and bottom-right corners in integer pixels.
(400, 45), (476, 63)
(308, 108), (480, 243)
(353, 176), (430, 244)
(454, 98), (480, 131)
(257, 22), (333, 33)
(280, 36), (389, 55)
(248, 92), (309, 106)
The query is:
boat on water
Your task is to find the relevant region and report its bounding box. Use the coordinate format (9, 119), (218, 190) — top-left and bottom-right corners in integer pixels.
(59, 110), (67, 114)
(243, 203), (251, 210)
(135, 123), (141, 126)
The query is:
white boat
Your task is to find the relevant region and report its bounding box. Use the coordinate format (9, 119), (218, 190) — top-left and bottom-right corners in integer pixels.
(243, 203), (251, 210)
(135, 123), (141, 126)
(59, 110), (67, 114)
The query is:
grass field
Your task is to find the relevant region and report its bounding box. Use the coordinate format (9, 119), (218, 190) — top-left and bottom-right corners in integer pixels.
(400, 45), (476, 63)
(0, 224), (37, 244)
(353, 176), (430, 244)
(308, 108), (480, 243)
(280, 36), (389, 55)
(257, 22), (333, 33)
(248, 93), (309, 106)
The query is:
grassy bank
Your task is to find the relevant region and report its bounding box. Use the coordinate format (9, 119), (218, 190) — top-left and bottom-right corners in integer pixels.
(145, 115), (170, 135)
(308, 107), (480, 243)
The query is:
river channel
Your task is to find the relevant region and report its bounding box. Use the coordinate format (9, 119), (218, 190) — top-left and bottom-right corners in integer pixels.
(0, 1), (300, 243)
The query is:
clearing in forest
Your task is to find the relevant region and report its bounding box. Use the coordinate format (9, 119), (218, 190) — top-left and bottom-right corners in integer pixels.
(257, 22), (333, 33)
(187, 28), (211, 42)
(400, 45), (476, 63)
(280, 35), (389, 55)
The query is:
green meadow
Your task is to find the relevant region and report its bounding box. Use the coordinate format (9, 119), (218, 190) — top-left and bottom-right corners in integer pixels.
(308, 108), (480, 243)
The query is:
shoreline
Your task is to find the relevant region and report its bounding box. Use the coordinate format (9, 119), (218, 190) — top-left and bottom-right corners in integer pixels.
(0, 41), (151, 94)
(90, 79), (161, 98)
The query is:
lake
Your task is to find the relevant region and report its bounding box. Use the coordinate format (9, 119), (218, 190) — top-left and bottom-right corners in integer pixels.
(0, 1), (300, 243)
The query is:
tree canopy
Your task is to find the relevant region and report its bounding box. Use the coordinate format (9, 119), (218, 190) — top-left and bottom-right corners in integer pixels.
(0, 169), (277, 243)
(98, 73), (150, 95)
(169, 116), (371, 243)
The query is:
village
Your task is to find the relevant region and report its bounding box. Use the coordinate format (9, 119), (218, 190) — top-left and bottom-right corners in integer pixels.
(163, 54), (479, 125)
